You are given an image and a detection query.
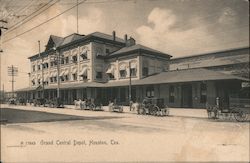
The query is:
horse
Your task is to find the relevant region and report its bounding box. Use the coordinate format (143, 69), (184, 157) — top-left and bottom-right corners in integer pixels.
(131, 102), (140, 112)
(74, 99), (82, 109)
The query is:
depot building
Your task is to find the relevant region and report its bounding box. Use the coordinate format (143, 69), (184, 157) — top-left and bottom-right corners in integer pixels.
(16, 31), (249, 108)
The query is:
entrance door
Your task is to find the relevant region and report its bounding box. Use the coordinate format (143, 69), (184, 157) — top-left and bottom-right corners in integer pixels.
(181, 84), (193, 108)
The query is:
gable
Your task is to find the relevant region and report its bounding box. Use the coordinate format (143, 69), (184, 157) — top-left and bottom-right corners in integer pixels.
(45, 37), (56, 51)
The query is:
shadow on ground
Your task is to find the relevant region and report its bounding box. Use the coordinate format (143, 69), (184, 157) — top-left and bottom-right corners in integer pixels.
(0, 108), (122, 124)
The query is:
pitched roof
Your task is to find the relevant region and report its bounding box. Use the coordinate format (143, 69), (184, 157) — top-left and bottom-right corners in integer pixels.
(103, 68), (248, 87)
(60, 33), (84, 46)
(107, 44), (172, 58)
(89, 32), (124, 43)
(50, 35), (64, 47)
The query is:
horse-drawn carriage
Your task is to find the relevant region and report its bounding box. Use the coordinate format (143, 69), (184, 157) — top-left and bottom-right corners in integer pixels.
(108, 101), (123, 113)
(33, 98), (64, 108)
(137, 98), (169, 116)
(75, 99), (103, 111)
(206, 97), (250, 122)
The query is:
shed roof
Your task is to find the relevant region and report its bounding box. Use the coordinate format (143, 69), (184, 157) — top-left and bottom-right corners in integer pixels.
(16, 68), (248, 92)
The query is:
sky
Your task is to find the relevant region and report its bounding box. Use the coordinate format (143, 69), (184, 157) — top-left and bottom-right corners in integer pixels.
(0, 0), (249, 91)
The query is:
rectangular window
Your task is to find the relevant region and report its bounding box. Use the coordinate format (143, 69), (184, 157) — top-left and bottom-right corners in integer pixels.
(200, 83), (207, 103)
(80, 52), (87, 60)
(108, 73), (115, 80)
(72, 55), (77, 63)
(61, 58), (65, 64)
(37, 65), (41, 71)
(130, 68), (136, 77)
(50, 61), (54, 67)
(32, 80), (35, 86)
(44, 81), (48, 85)
(65, 75), (69, 81)
(146, 86), (154, 97)
(106, 49), (110, 54)
(96, 72), (103, 79)
(60, 76), (65, 82)
(120, 70), (126, 78)
(54, 77), (57, 82)
(32, 65), (36, 72)
(50, 77), (54, 83)
(143, 67), (149, 76)
(169, 86), (175, 103)
(65, 57), (69, 64)
(72, 73), (77, 81)
(38, 79), (41, 85)
(81, 75), (87, 80)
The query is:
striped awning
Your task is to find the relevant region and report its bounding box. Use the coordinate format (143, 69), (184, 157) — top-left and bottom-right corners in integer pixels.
(119, 64), (126, 70)
(50, 71), (57, 77)
(71, 68), (77, 74)
(64, 69), (69, 75)
(44, 74), (49, 81)
(130, 62), (137, 69)
(31, 76), (36, 80)
(59, 70), (65, 77)
(79, 67), (88, 76)
(106, 66), (115, 75)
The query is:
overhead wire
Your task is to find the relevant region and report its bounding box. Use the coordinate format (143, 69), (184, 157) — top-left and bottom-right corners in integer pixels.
(2, 0), (136, 43)
(4, 0), (59, 34)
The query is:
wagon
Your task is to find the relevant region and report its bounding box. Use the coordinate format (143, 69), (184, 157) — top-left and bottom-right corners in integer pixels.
(109, 102), (123, 113)
(206, 97), (250, 122)
(137, 98), (169, 116)
(229, 97), (250, 122)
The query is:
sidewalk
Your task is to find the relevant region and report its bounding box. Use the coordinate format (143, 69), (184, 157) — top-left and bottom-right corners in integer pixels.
(64, 105), (208, 118)
(1, 104), (208, 119)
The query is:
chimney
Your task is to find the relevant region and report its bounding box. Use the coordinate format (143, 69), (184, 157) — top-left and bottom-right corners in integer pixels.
(126, 37), (136, 47)
(112, 31), (116, 41)
(124, 34), (128, 43)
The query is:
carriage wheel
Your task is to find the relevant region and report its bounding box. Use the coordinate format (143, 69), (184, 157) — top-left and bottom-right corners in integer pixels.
(153, 106), (159, 116)
(234, 110), (248, 122)
(90, 104), (95, 110)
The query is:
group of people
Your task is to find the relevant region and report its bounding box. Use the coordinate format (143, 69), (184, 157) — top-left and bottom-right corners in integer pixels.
(74, 98), (95, 110)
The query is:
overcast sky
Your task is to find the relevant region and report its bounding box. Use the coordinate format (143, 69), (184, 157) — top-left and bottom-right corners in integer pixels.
(0, 0), (249, 91)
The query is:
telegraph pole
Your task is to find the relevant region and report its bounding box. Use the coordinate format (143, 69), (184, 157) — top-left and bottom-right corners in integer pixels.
(38, 40), (44, 99)
(76, 0), (79, 34)
(8, 65), (18, 98)
(129, 61), (132, 110)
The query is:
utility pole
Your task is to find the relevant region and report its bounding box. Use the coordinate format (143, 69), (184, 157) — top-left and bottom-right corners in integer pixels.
(8, 65), (18, 98)
(76, 0), (79, 34)
(129, 61), (132, 110)
(38, 40), (44, 99)
(52, 47), (61, 100)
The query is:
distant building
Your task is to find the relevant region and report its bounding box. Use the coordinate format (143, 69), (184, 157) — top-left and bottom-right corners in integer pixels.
(170, 47), (249, 78)
(16, 31), (249, 108)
